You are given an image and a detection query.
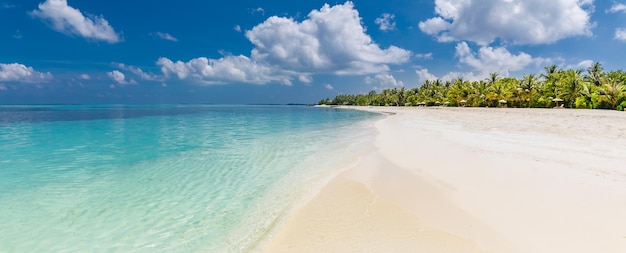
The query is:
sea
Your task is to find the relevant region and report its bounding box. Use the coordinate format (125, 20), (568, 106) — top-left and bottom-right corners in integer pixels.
(0, 105), (381, 252)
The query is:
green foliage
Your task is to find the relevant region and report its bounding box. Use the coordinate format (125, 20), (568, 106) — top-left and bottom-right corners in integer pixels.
(321, 62), (626, 111)
(574, 97), (588, 109)
(356, 96), (369, 106)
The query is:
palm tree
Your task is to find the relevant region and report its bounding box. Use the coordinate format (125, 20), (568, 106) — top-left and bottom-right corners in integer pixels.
(541, 65), (560, 98)
(487, 78), (513, 106)
(520, 74), (538, 107)
(486, 72), (500, 87)
(599, 71), (626, 109)
(469, 80), (489, 106)
(450, 78), (471, 106)
(558, 69), (585, 108)
(586, 61), (603, 87)
(325, 62), (626, 111)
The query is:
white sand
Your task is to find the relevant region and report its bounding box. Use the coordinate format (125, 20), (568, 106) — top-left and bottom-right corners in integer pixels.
(260, 107), (626, 253)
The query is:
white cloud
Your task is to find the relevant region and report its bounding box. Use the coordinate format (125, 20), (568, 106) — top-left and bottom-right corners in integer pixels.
(418, 17), (451, 37)
(234, 25), (242, 32)
(298, 75), (313, 83)
(415, 53), (433, 60)
(454, 42), (547, 77)
(375, 13), (396, 31)
(607, 3), (626, 13)
(157, 55), (280, 85)
(567, 59), (594, 69)
(116, 63), (162, 81)
(365, 73), (404, 87)
(158, 2), (411, 85)
(79, 74), (90, 80)
(0, 63), (53, 83)
(419, 0), (594, 45)
(155, 32), (177, 42)
(107, 70), (136, 85)
(246, 1), (411, 75)
(415, 68), (438, 83)
(616, 28), (626, 41)
(31, 0), (121, 43)
(324, 84), (334, 90)
(440, 71), (483, 82)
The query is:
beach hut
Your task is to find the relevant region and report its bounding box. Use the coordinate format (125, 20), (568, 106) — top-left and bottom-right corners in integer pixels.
(552, 98), (563, 108)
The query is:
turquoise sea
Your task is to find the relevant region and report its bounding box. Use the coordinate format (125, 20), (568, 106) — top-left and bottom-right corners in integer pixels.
(0, 105), (381, 252)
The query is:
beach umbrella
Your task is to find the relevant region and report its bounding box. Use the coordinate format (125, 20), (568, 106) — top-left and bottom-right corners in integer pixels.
(498, 99), (508, 108)
(552, 98), (563, 108)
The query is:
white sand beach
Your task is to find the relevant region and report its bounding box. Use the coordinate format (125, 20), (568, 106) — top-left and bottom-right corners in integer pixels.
(260, 107), (626, 253)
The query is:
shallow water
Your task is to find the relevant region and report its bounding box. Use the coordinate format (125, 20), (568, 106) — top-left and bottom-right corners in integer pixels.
(0, 105), (380, 252)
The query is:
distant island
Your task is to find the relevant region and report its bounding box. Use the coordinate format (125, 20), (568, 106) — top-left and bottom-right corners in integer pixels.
(319, 63), (626, 111)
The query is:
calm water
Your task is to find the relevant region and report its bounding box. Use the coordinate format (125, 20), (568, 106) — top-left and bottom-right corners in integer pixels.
(0, 105), (381, 252)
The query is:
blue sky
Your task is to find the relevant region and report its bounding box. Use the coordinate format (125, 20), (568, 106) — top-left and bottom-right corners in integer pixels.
(0, 0), (625, 104)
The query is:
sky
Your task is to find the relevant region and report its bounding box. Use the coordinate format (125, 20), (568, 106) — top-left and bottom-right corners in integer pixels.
(0, 0), (625, 104)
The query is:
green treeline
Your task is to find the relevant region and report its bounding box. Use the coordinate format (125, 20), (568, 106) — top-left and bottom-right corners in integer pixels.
(319, 63), (626, 111)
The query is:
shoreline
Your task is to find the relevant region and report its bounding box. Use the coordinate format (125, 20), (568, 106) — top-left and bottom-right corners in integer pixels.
(259, 106), (626, 252)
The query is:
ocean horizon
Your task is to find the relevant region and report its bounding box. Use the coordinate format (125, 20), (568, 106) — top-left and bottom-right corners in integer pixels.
(0, 104), (381, 252)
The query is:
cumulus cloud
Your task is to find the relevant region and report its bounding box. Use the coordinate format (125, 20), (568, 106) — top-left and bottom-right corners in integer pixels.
(455, 42), (548, 77)
(324, 84), (334, 90)
(616, 28), (626, 41)
(415, 53), (433, 60)
(246, 2), (411, 75)
(416, 42), (550, 82)
(365, 73), (404, 87)
(439, 71), (483, 82)
(0, 63), (53, 83)
(0, 84), (7, 90)
(375, 13), (396, 31)
(566, 59), (594, 69)
(419, 0), (594, 45)
(234, 25), (242, 32)
(607, 3), (626, 13)
(298, 75), (313, 83)
(157, 55), (283, 85)
(154, 32), (177, 42)
(158, 2), (411, 85)
(107, 70), (136, 85)
(79, 74), (90, 80)
(116, 63), (162, 81)
(415, 68), (438, 83)
(31, 0), (121, 43)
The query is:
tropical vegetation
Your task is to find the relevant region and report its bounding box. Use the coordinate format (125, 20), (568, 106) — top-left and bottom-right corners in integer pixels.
(319, 63), (626, 111)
